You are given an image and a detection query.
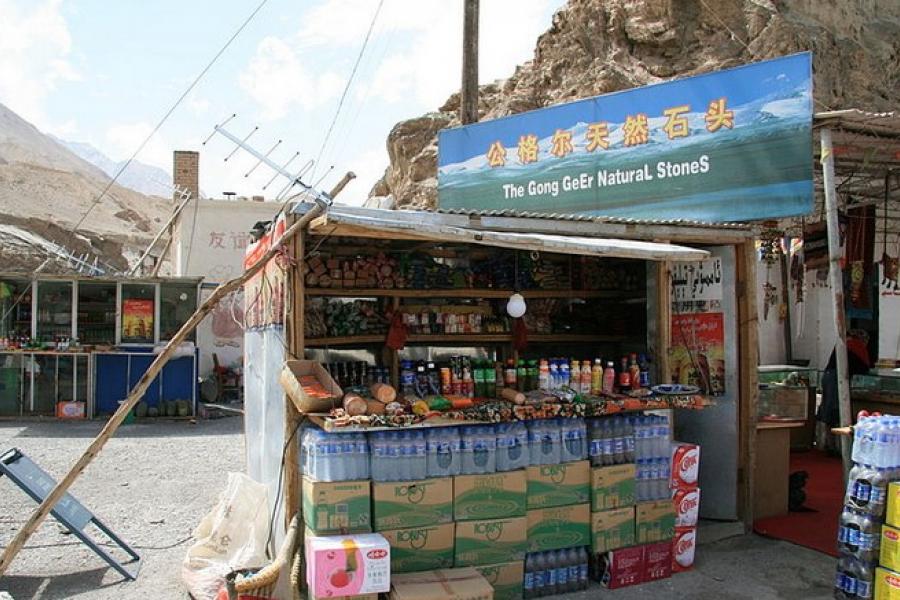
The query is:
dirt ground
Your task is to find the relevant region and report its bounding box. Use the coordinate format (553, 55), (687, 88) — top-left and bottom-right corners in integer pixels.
(0, 417), (836, 600)
(0, 417), (244, 599)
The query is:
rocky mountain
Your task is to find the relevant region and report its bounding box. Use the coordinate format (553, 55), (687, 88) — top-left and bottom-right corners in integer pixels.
(0, 101), (170, 273)
(370, 0), (900, 209)
(54, 138), (174, 198)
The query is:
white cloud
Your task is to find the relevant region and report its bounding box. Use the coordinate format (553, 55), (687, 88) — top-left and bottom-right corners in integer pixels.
(105, 121), (171, 170)
(238, 36), (342, 120)
(0, 0), (80, 128)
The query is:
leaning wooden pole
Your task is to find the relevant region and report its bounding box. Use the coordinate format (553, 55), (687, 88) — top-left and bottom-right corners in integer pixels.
(0, 172), (355, 578)
(821, 128), (852, 481)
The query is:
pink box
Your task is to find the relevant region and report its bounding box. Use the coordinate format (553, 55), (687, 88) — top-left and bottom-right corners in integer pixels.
(670, 442), (700, 489)
(643, 542), (672, 582)
(672, 487), (701, 527)
(672, 526), (697, 573)
(306, 533), (391, 598)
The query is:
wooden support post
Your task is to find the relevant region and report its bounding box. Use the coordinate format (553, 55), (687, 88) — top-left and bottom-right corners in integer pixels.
(821, 127), (852, 480)
(736, 241), (760, 529)
(461, 0), (479, 125)
(656, 260), (672, 385)
(0, 172), (355, 578)
(284, 225), (305, 529)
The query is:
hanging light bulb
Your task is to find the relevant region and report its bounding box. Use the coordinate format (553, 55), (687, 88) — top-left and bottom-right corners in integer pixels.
(506, 293), (527, 318)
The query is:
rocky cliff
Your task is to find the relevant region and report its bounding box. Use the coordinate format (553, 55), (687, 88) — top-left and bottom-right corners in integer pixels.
(370, 0), (900, 209)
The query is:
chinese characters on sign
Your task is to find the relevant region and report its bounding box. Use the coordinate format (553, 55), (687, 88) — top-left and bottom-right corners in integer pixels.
(208, 231), (252, 250)
(440, 53), (813, 222)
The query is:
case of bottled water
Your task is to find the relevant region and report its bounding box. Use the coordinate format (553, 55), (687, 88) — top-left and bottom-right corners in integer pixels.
(460, 425), (497, 474)
(528, 420), (561, 466)
(301, 427), (370, 482)
(560, 418), (587, 463)
(426, 427), (461, 477)
(496, 422), (529, 471)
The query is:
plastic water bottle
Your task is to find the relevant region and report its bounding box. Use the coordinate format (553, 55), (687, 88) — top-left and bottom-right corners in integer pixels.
(853, 416), (874, 466)
(528, 421), (561, 465)
(565, 548), (580, 594)
(635, 459), (647, 502)
(857, 558), (875, 599)
(623, 417), (635, 463)
(462, 425), (496, 474)
(427, 427), (461, 477)
(835, 556), (855, 599)
(496, 422), (528, 471)
(611, 418), (625, 464)
(544, 551), (558, 596)
(553, 549), (568, 593)
(532, 552), (547, 598)
(410, 430), (427, 480)
(561, 418), (587, 462)
(657, 414), (671, 457)
(524, 553), (536, 599)
(577, 546), (589, 591)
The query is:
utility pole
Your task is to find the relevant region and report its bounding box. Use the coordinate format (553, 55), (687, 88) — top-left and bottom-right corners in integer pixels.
(461, 0), (479, 124)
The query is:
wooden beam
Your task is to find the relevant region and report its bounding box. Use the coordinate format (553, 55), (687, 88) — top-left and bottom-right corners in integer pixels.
(283, 223), (304, 530)
(0, 172), (355, 578)
(461, 0), (479, 125)
(736, 241), (760, 529)
(656, 260), (672, 386)
(821, 128), (853, 480)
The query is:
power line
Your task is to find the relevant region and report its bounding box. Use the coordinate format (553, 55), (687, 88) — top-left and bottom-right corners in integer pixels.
(71, 0), (272, 234)
(311, 0), (385, 182)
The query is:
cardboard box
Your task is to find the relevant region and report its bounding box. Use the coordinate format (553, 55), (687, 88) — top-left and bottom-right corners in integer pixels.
(303, 477), (371, 535)
(636, 500), (675, 544)
(595, 546), (645, 589)
(381, 522), (455, 573)
(527, 460), (590, 509)
(672, 487), (701, 527)
(670, 442), (700, 489)
(474, 562), (524, 600)
(390, 567), (494, 600)
(526, 503), (591, 553)
(305, 533), (391, 598)
(591, 464), (636, 511)
(673, 526), (697, 573)
(372, 477), (453, 531)
(876, 566), (900, 599)
(591, 507), (635, 553)
(455, 517), (527, 567)
(643, 542), (672, 582)
(281, 359), (343, 413)
(454, 471), (526, 521)
(887, 482), (900, 529)
(883, 524), (900, 573)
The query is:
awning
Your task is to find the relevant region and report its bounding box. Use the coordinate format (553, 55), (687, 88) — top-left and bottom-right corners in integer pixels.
(307, 209), (709, 262)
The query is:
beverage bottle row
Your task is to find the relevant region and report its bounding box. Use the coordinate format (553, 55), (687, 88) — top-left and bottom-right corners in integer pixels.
(326, 361), (389, 389)
(588, 416), (635, 466)
(853, 415), (900, 469)
(496, 422), (530, 472)
(634, 414), (671, 460)
(369, 430), (428, 482)
(460, 425), (497, 474)
(834, 554), (874, 599)
(527, 419), (587, 465)
(845, 464), (895, 516)
(300, 427), (370, 482)
(636, 458), (672, 501)
(523, 547), (589, 598)
(838, 507), (881, 563)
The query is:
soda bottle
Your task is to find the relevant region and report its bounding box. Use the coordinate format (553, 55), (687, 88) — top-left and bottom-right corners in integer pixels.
(623, 417), (636, 463)
(524, 553), (536, 599)
(505, 359), (517, 391)
(473, 360), (486, 398)
(578, 546), (589, 590)
(638, 353), (651, 388)
(834, 556), (853, 598)
(857, 559), (874, 599)
(581, 360), (592, 395)
(570, 361), (581, 394)
(544, 551), (558, 596)
(532, 552), (546, 598)
(588, 420), (603, 467)
(554, 549), (568, 593)
(629, 353), (641, 391)
(528, 359), (539, 392)
(602, 361), (616, 394)
(517, 359), (528, 392)
(539, 359), (550, 391)
(618, 356), (631, 392)
(560, 360), (571, 389)
(485, 361), (497, 398)
(566, 548), (580, 593)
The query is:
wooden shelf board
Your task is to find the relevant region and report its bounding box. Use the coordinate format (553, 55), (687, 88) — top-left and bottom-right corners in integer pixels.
(304, 333), (632, 347)
(305, 287), (640, 299)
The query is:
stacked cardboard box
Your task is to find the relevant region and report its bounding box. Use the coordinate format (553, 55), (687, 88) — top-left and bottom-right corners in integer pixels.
(670, 443), (700, 573)
(876, 483), (900, 598)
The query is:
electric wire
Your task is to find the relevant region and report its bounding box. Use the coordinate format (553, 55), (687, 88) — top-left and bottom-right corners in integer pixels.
(70, 0), (272, 235)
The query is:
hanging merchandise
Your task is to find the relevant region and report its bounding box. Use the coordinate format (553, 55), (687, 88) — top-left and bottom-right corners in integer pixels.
(845, 204), (875, 311)
(881, 184), (899, 292)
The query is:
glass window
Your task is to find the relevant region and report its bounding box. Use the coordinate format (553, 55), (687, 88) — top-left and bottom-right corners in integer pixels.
(160, 283), (198, 341)
(0, 278), (32, 340)
(77, 282), (117, 345)
(36, 281), (73, 342)
(121, 284), (156, 344)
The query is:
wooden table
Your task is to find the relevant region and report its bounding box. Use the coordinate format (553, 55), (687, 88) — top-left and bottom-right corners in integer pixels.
(754, 420), (805, 520)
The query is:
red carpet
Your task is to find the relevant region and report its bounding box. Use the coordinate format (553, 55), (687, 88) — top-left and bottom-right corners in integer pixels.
(754, 449), (843, 556)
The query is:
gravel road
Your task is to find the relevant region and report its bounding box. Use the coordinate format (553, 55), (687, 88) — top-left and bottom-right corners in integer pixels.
(0, 417), (244, 599)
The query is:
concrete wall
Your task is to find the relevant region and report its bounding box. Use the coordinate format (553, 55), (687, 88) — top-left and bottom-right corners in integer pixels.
(173, 199), (282, 377)
(756, 258), (787, 365)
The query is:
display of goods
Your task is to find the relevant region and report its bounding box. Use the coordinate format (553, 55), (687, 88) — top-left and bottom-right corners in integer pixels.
(670, 442), (700, 489)
(673, 487), (701, 527)
(524, 547), (589, 597)
(522, 299), (558, 334)
(304, 299), (388, 338)
(305, 533), (391, 597)
(401, 304), (508, 335)
(576, 257), (643, 292)
(305, 252), (404, 289)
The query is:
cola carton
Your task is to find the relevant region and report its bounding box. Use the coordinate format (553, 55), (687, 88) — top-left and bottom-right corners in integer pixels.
(670, 442), (700, 489)
(672, 487), (701, 527)
(643, 542), (673, 582)
(672, 526), (697, 573)
(594, 546), (645, 589)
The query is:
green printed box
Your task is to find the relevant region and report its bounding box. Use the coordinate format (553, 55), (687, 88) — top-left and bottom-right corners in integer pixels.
(454, 516), (527, 567)
(454, 470), (527, 521)
(591, 464), (636, 511)
(527, 460), (590, 509)
(526, 503), (591, 553)
(475, 561), (525, 600)
(636, 500), (676, 544)
(302, 477), (371, 535)
(380, 522), (455, 573)
(591, 506), (635, 552)
(372, 477), (453, 531)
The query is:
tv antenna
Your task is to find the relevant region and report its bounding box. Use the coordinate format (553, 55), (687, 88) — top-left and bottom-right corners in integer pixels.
(203, 114), (324, 203)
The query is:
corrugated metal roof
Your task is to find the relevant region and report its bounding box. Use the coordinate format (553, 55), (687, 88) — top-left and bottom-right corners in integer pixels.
(427, 207), (753, 230)
(814, 109), (900, 138)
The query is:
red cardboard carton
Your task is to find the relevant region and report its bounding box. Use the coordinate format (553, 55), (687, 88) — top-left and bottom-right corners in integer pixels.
(598, 546), (644, 589)
(670, 443), (700, 489)
(672, 487), (701, 527)
(643, 542), (673, 582)
(672, 526), (697, 572)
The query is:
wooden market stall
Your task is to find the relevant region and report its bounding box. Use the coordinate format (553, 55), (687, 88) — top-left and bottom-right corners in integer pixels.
(241, 203), (763, 546)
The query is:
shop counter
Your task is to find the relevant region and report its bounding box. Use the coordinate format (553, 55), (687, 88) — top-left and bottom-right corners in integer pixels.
(753, 420), (805, 520)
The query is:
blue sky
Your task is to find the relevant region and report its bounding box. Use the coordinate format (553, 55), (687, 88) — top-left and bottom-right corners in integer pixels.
(0, 0), (565, 203)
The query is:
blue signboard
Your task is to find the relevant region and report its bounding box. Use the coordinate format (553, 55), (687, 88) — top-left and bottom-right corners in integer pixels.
(438, 53), (813, 222)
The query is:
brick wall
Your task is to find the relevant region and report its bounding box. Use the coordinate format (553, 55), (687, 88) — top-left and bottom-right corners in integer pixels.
(173, 150), (199, 201)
